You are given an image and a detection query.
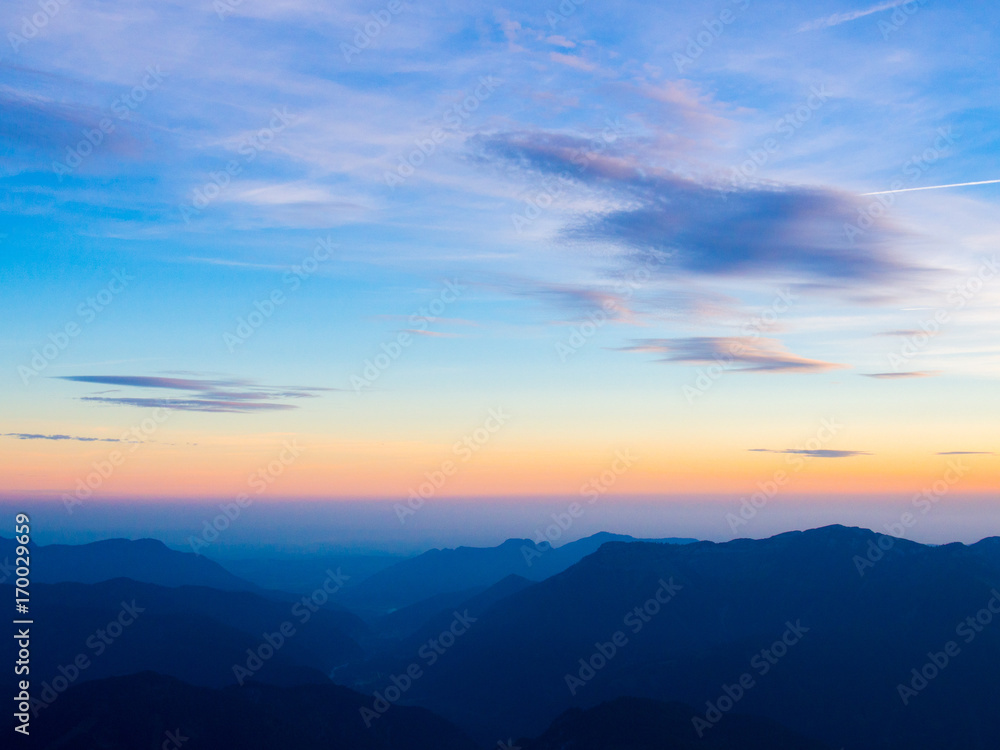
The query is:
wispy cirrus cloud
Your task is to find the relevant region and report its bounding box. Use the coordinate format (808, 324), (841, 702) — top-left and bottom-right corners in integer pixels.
(482, 274), (738, 328)
(401, 329), (467, 338)
(1, 432), (138, 443)
(862, 371), (942, 379)
(374, 316), (479, 326)
(936, 451), (994, 455)
(544, 35), (576, 49)
(619, 336), (845, 373)
(480, 277), (640, 324)
(549, 51), (597, 72)
(874, 329), (924, 337)
(56, 375), (335, 413)
(520, 283), (636, 322)
(750, 448), (872, 458)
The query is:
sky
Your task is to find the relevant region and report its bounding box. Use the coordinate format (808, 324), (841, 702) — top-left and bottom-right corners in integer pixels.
(1, 0), (998, 549)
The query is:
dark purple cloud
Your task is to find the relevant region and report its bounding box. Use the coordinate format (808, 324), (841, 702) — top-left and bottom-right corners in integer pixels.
(57, 375), (334, 413)
(475, 131), (921, 283)
(1, 432), (135, 443)
(77, 396), (298, 413)
(749, 448), (871, 458)
(60, 375), (249, 391)
(0, 78), (145, 164)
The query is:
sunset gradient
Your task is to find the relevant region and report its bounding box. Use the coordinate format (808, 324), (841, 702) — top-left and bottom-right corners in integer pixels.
(1, 0), (998, 547)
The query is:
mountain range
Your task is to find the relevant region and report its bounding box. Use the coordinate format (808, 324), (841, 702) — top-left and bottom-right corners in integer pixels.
(8, 525), (1000, 750)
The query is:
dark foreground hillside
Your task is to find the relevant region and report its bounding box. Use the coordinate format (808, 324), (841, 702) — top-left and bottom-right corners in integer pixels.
(27, 673), (825, 750)
(27, 672), (477, 750)
(518, 696), (831, 750)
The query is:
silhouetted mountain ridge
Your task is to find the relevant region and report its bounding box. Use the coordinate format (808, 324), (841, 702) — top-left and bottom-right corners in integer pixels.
(14, 524), (1000, 750)
(380, 524), (1000, 748)
(341, 531), (697, 616)
(0, 535), (259, 591)
(2, 578), (365, 690)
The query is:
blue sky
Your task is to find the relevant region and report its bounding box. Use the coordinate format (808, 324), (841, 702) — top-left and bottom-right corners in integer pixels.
(1, 0), (998, 544)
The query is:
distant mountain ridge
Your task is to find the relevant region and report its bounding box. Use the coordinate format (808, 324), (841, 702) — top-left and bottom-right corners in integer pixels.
(2, 578), (365, 690)
(340, 532), (697, 616)
(213, 552), (403, 593)
(371, 573), (536, 643)
(0, 535), (259, 591)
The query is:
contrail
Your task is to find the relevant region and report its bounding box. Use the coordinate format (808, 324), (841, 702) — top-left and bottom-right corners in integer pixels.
(797, 0), (912, 33)
(861, 179), (1000, 196)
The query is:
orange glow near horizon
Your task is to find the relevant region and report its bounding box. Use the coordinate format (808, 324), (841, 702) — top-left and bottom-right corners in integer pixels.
(2, 432), (995, 501)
